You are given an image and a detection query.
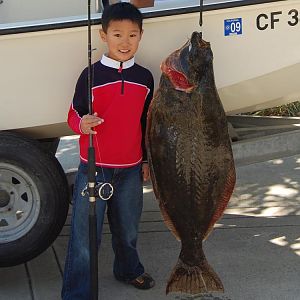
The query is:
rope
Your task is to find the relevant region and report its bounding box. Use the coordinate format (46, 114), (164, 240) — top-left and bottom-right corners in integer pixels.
(199, 0), (204, 38)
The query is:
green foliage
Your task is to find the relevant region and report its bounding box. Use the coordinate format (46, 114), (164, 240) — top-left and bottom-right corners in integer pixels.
(246, 101), (300, 117)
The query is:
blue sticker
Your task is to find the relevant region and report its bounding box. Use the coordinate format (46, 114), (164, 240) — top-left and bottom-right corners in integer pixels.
(224, 18), (243, 36)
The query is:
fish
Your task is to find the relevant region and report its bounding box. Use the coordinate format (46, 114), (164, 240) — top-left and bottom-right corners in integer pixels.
(146, 31), (236, 295)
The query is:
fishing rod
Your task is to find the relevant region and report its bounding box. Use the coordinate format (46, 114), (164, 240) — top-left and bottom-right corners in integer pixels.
(86, 2), (114, 299)
(87, 0), (98, 299)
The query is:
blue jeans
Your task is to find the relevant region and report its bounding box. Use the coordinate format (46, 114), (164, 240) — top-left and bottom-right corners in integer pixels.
(61, 162), (145, 300)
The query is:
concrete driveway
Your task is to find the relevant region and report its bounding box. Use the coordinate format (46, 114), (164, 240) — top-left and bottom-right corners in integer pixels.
(1, 132), (300, 300)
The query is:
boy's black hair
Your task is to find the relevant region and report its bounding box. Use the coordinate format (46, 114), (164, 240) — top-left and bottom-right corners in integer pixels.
(101, 2), (143, 33)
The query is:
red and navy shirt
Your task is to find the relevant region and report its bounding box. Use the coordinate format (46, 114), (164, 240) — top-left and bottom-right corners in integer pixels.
(68, 55), (154, 168)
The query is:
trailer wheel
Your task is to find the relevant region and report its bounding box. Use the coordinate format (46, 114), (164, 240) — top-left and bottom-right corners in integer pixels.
(0, 132), (69, 267)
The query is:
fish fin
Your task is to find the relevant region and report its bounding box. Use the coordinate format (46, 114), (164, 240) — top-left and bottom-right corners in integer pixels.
(146, 119), (181, 242)
(204, 164), (236, 240)
(149, 171), (180, 241)
(166, 257), (224, 295)
(158, 201), (181, 241)
(148, 165), (181, 241)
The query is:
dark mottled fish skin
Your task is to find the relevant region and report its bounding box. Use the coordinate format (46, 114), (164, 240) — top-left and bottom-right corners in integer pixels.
(146, 32), (236, 295)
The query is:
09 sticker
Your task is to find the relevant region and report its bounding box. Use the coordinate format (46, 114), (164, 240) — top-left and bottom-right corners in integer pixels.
(224, 18), (243, 36)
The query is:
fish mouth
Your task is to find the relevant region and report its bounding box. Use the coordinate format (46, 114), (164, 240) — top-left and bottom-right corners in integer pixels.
(190, 31), (210, 49)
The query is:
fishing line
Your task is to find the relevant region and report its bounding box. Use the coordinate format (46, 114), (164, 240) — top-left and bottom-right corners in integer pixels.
(94, 131), (114, 200)
(199, 0), (204, 38)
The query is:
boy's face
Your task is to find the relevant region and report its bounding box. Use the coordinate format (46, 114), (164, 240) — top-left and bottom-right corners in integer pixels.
(100, 20), (143, 62)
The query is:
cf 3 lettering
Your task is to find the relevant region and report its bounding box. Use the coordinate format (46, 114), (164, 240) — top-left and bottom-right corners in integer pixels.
(257, 9), (299, 30)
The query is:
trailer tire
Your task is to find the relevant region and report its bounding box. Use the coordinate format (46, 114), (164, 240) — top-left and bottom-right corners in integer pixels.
(0, 132), (69, 267)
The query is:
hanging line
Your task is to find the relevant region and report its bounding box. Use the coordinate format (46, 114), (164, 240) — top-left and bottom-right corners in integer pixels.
(199, 0), (204, 38)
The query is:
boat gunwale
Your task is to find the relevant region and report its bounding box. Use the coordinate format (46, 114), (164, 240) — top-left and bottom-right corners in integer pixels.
(0, 0), (286, 36)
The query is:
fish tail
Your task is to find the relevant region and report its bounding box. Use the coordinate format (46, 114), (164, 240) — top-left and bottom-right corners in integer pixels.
(166, 256), (224, 295)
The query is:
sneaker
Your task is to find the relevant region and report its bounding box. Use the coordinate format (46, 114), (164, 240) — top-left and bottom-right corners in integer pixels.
(130, 273), (155, 290)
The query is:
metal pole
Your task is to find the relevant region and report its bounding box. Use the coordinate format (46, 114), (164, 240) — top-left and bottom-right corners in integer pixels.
(87, 0), (98, 299)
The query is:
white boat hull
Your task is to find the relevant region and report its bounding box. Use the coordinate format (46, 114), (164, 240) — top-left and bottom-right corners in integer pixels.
(1, 0), (300, 138)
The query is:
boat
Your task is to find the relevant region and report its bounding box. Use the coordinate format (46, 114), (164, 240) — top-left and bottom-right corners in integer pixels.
(1, 0), (300, 267)
(1, 0), (300, 138)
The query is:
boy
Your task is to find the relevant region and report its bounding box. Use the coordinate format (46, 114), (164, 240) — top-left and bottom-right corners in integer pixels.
(62, 3), (155, 299)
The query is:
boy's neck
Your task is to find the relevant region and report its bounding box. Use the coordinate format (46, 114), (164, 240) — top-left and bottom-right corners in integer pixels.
(101, 54), (135, 69)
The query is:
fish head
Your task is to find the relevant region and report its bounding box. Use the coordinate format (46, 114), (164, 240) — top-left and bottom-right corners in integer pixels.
(187, 31), (213, 79)
(161, 31), (212, 93)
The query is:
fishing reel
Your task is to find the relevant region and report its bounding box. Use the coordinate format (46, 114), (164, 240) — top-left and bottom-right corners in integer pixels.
(81, 182), (114, 201)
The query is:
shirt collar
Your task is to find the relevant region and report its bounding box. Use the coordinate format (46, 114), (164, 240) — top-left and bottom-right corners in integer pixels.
(101, 54), (135, 69)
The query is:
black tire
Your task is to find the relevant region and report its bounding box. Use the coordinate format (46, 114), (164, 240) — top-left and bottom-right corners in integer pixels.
(38, 137), (60, 156)
(0, 132), (69, 267)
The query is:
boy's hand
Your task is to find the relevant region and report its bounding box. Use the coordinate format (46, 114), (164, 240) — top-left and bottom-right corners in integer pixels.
(142, 163), (150, 182)
(80, 112), (104, 134)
